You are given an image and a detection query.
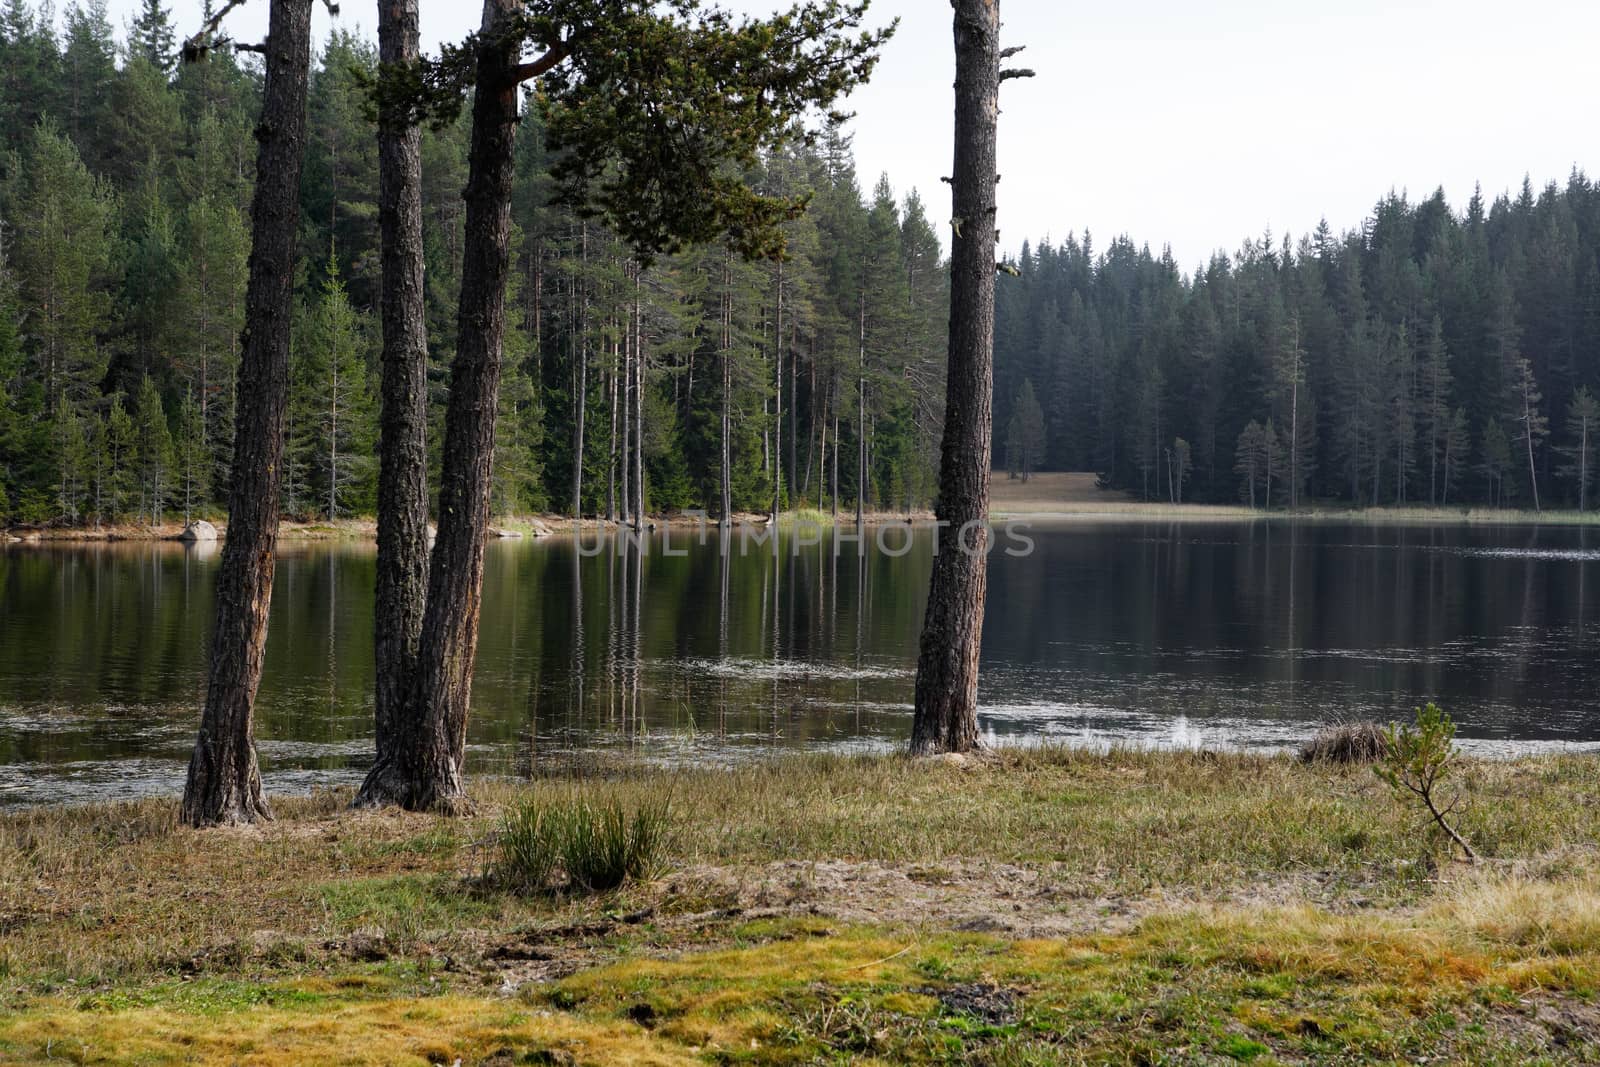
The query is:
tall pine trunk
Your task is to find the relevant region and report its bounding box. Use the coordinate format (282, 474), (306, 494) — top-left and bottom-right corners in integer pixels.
(1523, 374), (1542, 512)
(720, 256), (733, 522)
(181, 0), (313, 826)
(909, 0), (1001, 756)
(771, 259), (783, 522)
(399, 0), (520, 811)
(607, 342), (618, 522)
(789, 321), (798, 513)
(358, 0), (430, 808)
(620, 274), (632, 525)
(571, 225), (589, 518)
(632, 269), (645, 528)
(856, 289), (866, 526)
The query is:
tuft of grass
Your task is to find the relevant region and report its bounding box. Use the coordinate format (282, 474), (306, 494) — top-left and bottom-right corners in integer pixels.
(494, 793), (672, 893)
(1299, 720), (1391, 764)
(777, 506), (837, 528)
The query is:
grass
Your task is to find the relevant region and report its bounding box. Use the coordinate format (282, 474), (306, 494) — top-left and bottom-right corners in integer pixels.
(987, 471), (1600, 526)
(1299, 720), (1390, 764)
(5, 749), (1600, 1062)
(494, 793), (673, 892)
(778, 506), (837, 527)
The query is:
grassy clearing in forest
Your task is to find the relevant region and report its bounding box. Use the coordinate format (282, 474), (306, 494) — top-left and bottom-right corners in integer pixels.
(988, 471), (1600, 526)
(5, 749), (1600, 1063)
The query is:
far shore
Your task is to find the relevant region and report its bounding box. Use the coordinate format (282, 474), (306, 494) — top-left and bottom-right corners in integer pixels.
(8, 471), (1599, 543)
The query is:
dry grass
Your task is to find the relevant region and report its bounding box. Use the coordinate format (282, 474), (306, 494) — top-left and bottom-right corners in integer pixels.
(5, 749), (1600, 1062)
(1299, 720), (1391, 764)
(987, 470), (1600, 525)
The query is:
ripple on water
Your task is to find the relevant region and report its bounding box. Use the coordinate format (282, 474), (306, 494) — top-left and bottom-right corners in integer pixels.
(679, 657), (913, 682)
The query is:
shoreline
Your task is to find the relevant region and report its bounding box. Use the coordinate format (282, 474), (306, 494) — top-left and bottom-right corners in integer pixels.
(4, 748), (1600, 1062)
(3, 509), (938, 545)
(9, 501), (1600, 545)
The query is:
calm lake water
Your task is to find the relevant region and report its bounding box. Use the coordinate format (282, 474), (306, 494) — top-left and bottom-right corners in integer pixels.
(3, 519), (1599, 805)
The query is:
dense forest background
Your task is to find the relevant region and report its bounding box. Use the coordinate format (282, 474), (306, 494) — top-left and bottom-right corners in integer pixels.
(0, 0), (948, 526)
(3, 1), (1597, 525)
(994, 180), (1600, 509)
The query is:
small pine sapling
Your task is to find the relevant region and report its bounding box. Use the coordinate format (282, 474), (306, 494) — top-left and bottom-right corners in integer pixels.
(1375, 703), (1475, 862)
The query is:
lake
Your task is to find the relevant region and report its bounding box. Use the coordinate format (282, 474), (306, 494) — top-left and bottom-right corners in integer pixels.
(3, 519), (1599, 805)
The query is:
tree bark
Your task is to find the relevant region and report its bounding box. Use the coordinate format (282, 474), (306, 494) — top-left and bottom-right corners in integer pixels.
(357, 0), (430, 808)
(909, 0), (1000, 756)
(606, 337), (618, 522)
(571, 224), (589, 518)
(181, 0), (313, 827)
(1523, 373), (1542, 512)
(856, 288), (866, 526)
(720, 256), (733, 522)
(632, 269), (645, 527)
(771, 259), (783, 522)
(620, 269), (632, 524)
(399, 0), (521, 812)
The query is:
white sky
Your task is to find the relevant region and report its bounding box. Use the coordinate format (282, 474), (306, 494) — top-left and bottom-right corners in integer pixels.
(116, 0), (1600, 271)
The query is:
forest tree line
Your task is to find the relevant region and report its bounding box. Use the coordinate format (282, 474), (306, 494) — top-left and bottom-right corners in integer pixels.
(0, 0), (947, 527)
(994, 174), (1600, 510)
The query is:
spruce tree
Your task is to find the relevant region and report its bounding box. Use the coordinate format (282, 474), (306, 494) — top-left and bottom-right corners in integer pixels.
(1557, 386), (1600, 511)
(10, 121), (117, 414)
(172, 386), (205, 524)
(133, 373), (172, 524)
(128, 0), (176, 73)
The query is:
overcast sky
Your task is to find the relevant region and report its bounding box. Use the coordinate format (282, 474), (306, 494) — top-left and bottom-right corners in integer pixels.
(117, 0), (1599, 271)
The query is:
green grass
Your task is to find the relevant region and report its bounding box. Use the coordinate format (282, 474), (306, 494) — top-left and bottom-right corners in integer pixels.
(778, 506), (837, 527)
(494, 792), (673, 892)
(5, 910), (1598, 1063)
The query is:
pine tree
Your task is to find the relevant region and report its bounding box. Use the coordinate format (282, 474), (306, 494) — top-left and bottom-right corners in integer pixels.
(1508, 354), (1548, 511)
(174, 192), (249, 496)
(1013, 378), (1045, 481)
(1557, 386), (1600, 511)
(104, 391), (134, 518)
(295, 259), (376, 518)
(1442, 407), (1469, 506)
(172, 386), (205, 524)
(9, 121), (117, 413)
(1235, 420), (1265, 508)
(911, 0), (1019, 755)
(61, 0), (117, 160)
(1418, 316), (1454, 505)
(120, 160), (181, 379)
(133, 373), (172, 524)
(1481, 419), (1513, 507)
(52, 393), (90, 521)
(1171, 437), (1192, 503)
(0, 0), (60, 147)
(1273, 314), (1313, 508)
(127, 0), (176, 73)
(0, 282), (30, 521)
(182, 0), (314, 828)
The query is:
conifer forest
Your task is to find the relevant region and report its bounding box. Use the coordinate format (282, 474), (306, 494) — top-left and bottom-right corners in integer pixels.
(0, 0), (948, 526)
(4, 1), (1597, 525)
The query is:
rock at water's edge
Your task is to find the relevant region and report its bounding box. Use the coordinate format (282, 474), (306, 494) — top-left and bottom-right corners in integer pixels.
(179, 520), (219, 542)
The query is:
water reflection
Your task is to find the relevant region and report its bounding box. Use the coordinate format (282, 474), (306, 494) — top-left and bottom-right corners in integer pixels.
(2, 520), (1599, 804)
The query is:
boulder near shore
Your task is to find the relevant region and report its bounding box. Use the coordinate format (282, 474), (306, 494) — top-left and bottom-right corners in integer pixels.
(178, 520), (220, 542)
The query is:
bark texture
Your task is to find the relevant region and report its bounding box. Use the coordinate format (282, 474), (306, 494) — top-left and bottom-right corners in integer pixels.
(909, 0), (1000, 756)
(357, 0), (431, 808)
(401, 0), (521, 811)
(182, 0), (314, 826)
